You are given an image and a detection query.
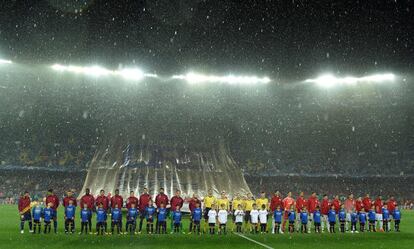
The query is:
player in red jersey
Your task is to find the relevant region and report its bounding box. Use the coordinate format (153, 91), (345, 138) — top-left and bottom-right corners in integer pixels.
(320, 194), (330, 232)
(188, 193), (201, 233)
(332, 195), (341, 213)
(355, 197), (364, 213)
(95, 189), (109, 233)
(95, 189), (110, 211)
(281, 192), (295, 233)
(386, 196), (397, 217)
(344, 194), (355, 231)
(63, 190), (77, 208)
(170, 190), (184, 231)
(126, 191), (139, 209)
(270, 191), (283, 233)
(155, 188), (169, 233)
(110, 189), (123, 210)
(138, 188), (151, 233)
(18, 191), (32, 233)
(155, 188), (169, 208)
(362, 194), (372, 212)
(45, 189), (60, 233)
(80, 188), (95, 233)
(295, 192), (307, 232)
(307, 192), (319, 233)
(374, 195), (384, 231)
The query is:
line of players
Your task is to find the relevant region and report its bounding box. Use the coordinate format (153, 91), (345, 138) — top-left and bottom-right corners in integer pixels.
(17, 188), (402, 235)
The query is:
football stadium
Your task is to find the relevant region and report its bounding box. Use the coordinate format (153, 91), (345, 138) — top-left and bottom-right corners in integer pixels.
(0, 1), (413, 249)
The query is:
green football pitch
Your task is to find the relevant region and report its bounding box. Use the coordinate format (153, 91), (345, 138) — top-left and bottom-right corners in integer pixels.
(0, 205), (413, 249)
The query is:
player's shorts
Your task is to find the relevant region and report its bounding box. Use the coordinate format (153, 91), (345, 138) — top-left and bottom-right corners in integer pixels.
(52, 210), (57, 219)
(309, 213), (314, 222)
(289, 221), (294, 225)
(375, 213), (383, 221)
(140, 211), (146, 219)
(21, 212), (32, 221)
(236, 222), (242, 226)
(275, 221), (281, 225)
(301, 222), (308, 225)
(33, 219), (40, 223)
(314, 222), (321, 226)
(346, 213), (351, 222)
(244, 211), (251, 222)
(193, 220), (200, 226)
(204, 208), (211, 220)
(208, 223), (215, 227)
(146, 217), (154, 223)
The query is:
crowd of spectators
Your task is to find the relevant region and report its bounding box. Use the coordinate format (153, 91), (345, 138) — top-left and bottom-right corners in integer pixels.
(0, 169), (85, 202)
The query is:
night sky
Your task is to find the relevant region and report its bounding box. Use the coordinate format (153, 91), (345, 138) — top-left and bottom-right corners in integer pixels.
(0, 0), (413, 80)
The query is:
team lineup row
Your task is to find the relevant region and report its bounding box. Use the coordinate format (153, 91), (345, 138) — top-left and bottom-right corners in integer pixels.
(17, 188), (402, 235)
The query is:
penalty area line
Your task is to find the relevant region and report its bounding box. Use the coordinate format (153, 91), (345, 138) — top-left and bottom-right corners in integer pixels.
(233, 232), (274, 249)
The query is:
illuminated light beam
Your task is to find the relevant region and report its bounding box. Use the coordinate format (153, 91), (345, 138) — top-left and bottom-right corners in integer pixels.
(51, 64), (153, 81)
(0, 59), (13, 64)
(305, 73), (396, 88)
(51, 64), (66, 71)
(117, 68), (144, 80)
(172, 72), (271, 85)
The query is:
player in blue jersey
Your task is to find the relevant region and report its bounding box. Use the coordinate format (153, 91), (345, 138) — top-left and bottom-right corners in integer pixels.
(80, 204), (92, 235)
(359, 210), (367, 232)
(393, 206), (401, 232)
(111, 204), (122, 235)
(382, 204), (390, 232)
(273, 206), (283, 234)
(350, 208), (359, 233)
(32, 201), (43, 234)
(64, 200), (76, 234)
(328, 205), (336, 233)
(288, 206), (296, 233)
(300, 207), (308, 233)
(172, 206), (183, 234)
(145, 200), (156, 234)
(156, 203), (167, 234)
(338, 204), (346, 233)
(43, 203), (54, 234)
(126, 203), (138, 234)
(368, 206), (376, 232)
(313, 206), (322, 233)
(191, 202), (203, 234)
(96, 203), (107, 235)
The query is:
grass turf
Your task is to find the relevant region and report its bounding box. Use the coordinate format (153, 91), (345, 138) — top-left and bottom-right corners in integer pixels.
(0, 205), (413, 249)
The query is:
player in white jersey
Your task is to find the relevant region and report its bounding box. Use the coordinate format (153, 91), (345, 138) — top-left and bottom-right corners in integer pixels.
(218, 204), (228, 234)
(233, 204), (245, 233)
(207, 204), (217, 235)
(250, 203), (259, 234)
(259, 204), (268, 233)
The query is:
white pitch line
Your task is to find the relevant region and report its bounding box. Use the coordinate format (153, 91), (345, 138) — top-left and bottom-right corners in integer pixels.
(233, 232), (274, 249)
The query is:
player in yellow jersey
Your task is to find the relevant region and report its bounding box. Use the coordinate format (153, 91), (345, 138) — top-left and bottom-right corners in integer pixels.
(203, 189), (216, 233)
(217, 191), (230, 211)
(243, 193), (255, 231)
(256, 191), (269, 210)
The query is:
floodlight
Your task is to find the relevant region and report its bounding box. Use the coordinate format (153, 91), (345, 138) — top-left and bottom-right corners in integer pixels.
(0, 59), (12, 64)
